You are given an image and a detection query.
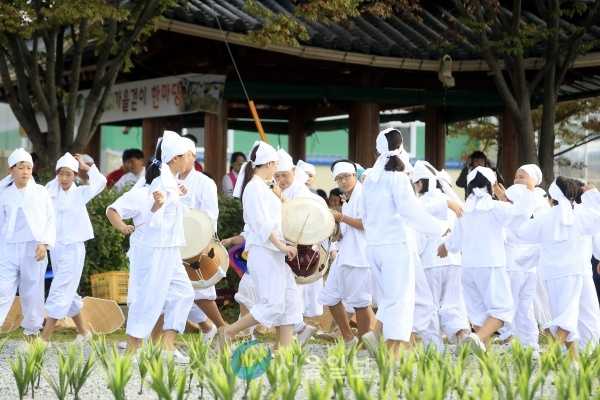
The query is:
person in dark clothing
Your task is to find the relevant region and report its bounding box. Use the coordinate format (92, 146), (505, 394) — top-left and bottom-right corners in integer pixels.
(593, 257), (600, 304)
(456, 151), (503, 198)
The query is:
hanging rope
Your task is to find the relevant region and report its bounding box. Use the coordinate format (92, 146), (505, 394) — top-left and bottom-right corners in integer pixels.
(209, 8), (268, 143)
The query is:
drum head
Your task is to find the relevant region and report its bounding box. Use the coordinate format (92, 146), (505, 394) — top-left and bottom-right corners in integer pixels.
(282, 197), (335, 245)
(295, 246), (329, 285)
(191, 241), (230, 289)
(181, 209), (214, 260)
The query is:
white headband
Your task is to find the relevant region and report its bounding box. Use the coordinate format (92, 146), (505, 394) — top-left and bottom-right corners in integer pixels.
(233, 141), (278, 198)
(276, 149), (294, 172)
(332, 161), (355, 179)
(548, 180), (574, 226)
(55, 152), (79, 173)
(297, 160), (316, 176)
(411, 160), (437, 185)
(467, 166), (497, 186)
(182, 137), (197, 155)
(518, 164), (543, 186)
(161, 130), (187, 164)
(8, 148), (33, 168)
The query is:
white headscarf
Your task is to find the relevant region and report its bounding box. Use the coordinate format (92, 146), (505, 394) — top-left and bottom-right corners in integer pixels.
(411, 160), (438, 193)
(182, 137), (197, 155)
(55, 152), (79, 173)
(368, 128), (407, 183)
(548, 180), (574, 241)
(465, 166), (497, 212)
(518, 164), (543, 186)
(1, 148), (34, 190)
(233, 141), (278, 198)
(331, 161), (355, 179)
(436, 168), (462, 204)
(296, 160), (316, 177)
(161, 130), (187, 164)
(276, 149), (294, 172)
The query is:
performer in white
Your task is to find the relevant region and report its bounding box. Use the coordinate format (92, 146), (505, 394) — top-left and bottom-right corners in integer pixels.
(219, 141), (302, 349)
(41, 153), (106, 343)
(496, 164), (548, 352)
(359, 129), (443, 356)
(439, 166), (535, 352)
(274, 149), (322, 345)
(412, 160), (469, 349)
(319, 160), (374, 346)
(179, 137), (225, 343)
(106, 131), (194, 363)
(0, 148), (55, 336)
(515, 177), (600, 357)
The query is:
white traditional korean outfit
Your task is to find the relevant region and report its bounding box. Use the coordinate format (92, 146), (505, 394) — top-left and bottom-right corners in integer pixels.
(242, 175), (302, 328)
(110, 170), (194, 339)
(0, 179), (55, 334)
(361, 171), (442, 341)
(45, 165), (106, 319)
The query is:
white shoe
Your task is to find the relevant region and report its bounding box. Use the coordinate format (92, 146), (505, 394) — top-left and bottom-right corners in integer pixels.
(166, 349), (190, 365)
(73, 332), (93, 345)
(117, 341), (128, 350)
(361, 331), (380, 357)
(463, 333), (486, 353)
(297, 325), (317, 346)
(202, 325), (218, 344)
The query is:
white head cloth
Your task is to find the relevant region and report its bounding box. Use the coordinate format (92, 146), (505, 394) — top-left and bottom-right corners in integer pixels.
(436, 168), (462, 203)
(161, 130), (187, 164)
(332, 161), (355, 179)
(368, 128), (411, 183)
(519, 164), (543, 186)
(80, 154), (94, 165)
(505, 183), (529, 204)
(182, 137), (197, 155)
(276, 149), (294, 172)
(294, 165), (309, 185)
(233, 141), (278, 198)
(465, 166), (497, 212)
(548, 180), (574, 241)
(297, 160), (316, 176)
(411, 160), (438, 193)
(8, 148), (33, 168)
(55, 152), (79, 173)
(1, 148), (34, 190)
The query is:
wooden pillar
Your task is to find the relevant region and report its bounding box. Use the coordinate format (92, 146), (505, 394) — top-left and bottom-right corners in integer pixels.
(349, 103), (379, 166)
(499, 109), (518, 184)
(288, 107), (312, 162)
(424, 106), (446, 169)
(204, 101), (228, 188)
(142, 116), (182, 159)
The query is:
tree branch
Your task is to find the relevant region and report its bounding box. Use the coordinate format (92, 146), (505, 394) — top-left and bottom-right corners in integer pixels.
(64, 19), (88, 148)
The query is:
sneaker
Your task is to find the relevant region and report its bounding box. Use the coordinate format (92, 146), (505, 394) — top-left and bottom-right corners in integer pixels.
(463, 332), (486, 353)
(203, 325), (218, 344)
(73, 332), (93, 345)
(166, 348), (190, 365)
(297, 325), (317, 346)
(361, 331), (380, 357)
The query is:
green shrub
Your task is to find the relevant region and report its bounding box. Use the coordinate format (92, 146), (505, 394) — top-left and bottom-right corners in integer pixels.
(217, 194), (243, 239)
(81, 189), (130, 296)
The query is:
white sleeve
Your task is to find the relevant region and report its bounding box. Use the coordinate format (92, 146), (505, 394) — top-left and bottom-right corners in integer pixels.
(200, 178), (219, 232)
(80, 165), (107, 204)
(392, 174), (442, 236)
(514, 213), (546, 244)
(575, 190), (600, 236)
(592, 234), (600, 260)
(40, 188), (56, 248)
(445, 217), (463, 253)
(108, 189), (143, 220)
(244, 185), (278, 243)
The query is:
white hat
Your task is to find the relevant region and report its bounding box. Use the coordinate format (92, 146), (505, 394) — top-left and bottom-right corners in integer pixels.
(80, 154), (94, 165)
(233, 141), (278, 198)
(411, 160), (437, 182)
(331, 161), (355, 179)
(55, 152), (79, 173)
(8, 148), (33, 168)
(276, 149), (294, 172)
(297, 160), (316, 176)
(182, 137), (197, 155)
(518, 164), (543, 186)
(467, 166), (497, 186)
(161, 130), (187, 164)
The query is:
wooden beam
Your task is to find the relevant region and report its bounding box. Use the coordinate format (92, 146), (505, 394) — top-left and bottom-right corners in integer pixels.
(142, 117), (182, 159)
(204, 101), (228, 189)
(424, 106), (446, 169)
(498, 109), (518, 185)
(349, 103), (379, 166)
(288, 106), (314, 162)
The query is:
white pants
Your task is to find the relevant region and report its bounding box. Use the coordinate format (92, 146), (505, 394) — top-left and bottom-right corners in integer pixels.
(187, 286), (217, 324)
(424, 266), (470, 341)
(235, 273), (257, 309)
(126, 244), (143, 305)
(413, 262), (437, 347)
(0, 242), (47, 334)
(248, 246), (302, 328)
(462, 267), (514, 327)
(300, 278), (324, 317)
(499, 270), (539, 349)
(126, 246), (194, 339)
(46, 242), (85, 319)
(368, 243), (414, 342)
(544, 275), (582, 342)
(534, 272), (552, 328)
(319, 263), (372, 309)
(577, 277), (600, 348)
